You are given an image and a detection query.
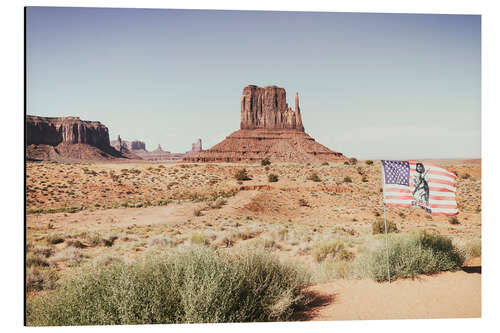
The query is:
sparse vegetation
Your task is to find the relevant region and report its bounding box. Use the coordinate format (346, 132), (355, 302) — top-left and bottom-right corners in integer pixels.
(27, 247), (310, 325)
(298, 198), (310, 207)
(371, 219), (398, 234)
(268, 174), (279, 182)
(449, 216), (460, 225)
(261, 158), (271, 166)
(365, 160), (374, 165)
(308, 173), (321, 182)
(343, 176), (352, 183)
(234, 168), (251, 181)
(355, 231), (465, 282)
(312, 239), (354, 263)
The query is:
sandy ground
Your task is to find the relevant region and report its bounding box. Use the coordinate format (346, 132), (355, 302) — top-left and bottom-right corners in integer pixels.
(26, 159), (482, 321)
(299, 270), (480, 320)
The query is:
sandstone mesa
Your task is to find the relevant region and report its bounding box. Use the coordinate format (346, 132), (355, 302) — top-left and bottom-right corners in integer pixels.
(184, 85), (346, 163)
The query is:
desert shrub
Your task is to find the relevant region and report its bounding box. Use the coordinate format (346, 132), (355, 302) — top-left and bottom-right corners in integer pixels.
(462, 173), (471, 180)
(321, 162), (329, 166)
(26, 266), (58, 292)
(268, 174), (279, 183)
(361, 175), (368, 182)
(311, 239), (354, 263)
(449, 216), (460, 225)
(65, 239), (85, 248)
(47, 234), (65, 245)
(261, 158), (271, 166)
(235, 168), (251, 181)
(343, 176), (352, 183)
(32, 245), (55, 258)
(26, 252), (49, 267)
(209, 198), (227, 209)
(355, 231), (465, 282)
(371, 219), (398, 235)
(49, 248), (85, 267)
(148, 236), (177, 248)
(462, 239), (481, 260)
(314, 257), (354, 281)
(365, 160), (374, 165)
(190, 233), (210, 246)
(26, 247), (310, 326)
(298, 199), (309, 207)
(349, 158), (358, 165)
(308, 173), (321, 182)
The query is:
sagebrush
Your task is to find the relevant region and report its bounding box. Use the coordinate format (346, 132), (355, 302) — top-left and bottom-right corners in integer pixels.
(27, 247), (311, 326)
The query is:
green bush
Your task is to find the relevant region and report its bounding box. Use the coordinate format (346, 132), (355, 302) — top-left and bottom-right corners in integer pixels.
(356, 231), (465, 282)
(235, 168), (251, 181)
(371, 219), (398, 235)
(261, 158), (271, 166)
(27, 247), (310, 326)
(268, 174), (279, 183)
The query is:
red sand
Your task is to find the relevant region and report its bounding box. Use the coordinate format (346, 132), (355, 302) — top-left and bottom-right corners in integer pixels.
(300, 270), (481, 321)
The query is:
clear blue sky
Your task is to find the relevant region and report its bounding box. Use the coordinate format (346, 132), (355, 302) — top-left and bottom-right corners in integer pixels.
(26, 7), (481, 159)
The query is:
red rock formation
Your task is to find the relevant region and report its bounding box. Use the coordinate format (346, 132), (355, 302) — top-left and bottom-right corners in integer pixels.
(240, 85), (304, 131)
(184, 85), (346, 163)
(27, 116), (111, 148)
(26, 115), (126, 161)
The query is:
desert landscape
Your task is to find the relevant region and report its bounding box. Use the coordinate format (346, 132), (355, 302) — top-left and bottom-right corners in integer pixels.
(25, 85), (481, 325)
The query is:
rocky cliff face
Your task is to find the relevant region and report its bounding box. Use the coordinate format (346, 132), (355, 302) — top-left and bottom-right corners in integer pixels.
(26, 115), (126, 161)
(240, 85), (304, 131)
(27, 115), (111, 148)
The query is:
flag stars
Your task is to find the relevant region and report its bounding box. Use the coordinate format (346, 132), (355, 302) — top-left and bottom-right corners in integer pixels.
(382, 160), (410, 186)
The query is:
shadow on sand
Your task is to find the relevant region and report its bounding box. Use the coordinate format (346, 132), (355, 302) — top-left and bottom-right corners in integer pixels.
(293, 290), (336, 321)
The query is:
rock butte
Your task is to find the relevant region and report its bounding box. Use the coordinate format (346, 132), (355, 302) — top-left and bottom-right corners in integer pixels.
(184, 85), (346, 163)
(111, 136), (202, 161)
(26, 115), (127, 161)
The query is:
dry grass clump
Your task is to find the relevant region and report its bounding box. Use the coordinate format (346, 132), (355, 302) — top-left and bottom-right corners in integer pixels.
(26, 266), (58, 292)
(371, 219), (398, 235)
(190, 233), (210, 246)
(208, 198), (227, 209)
(307, 173), (321, 182)
(460, 238), (481, 260)
(311, 239), (354, 263)
(47, 234), (65, 245)
(27, 247), (310, 325)
(148, 235), (178, 248)
(49, 248), (86, 267)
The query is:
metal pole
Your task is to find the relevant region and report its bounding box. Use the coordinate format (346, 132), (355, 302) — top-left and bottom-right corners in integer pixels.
(383, 202), (391, 283)
(381, 161), (391, 284)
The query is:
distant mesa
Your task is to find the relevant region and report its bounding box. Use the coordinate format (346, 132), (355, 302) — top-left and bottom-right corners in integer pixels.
(184, 85), (346, 163)
(26, 115), (128, 161)
(111, 136), (203, 161)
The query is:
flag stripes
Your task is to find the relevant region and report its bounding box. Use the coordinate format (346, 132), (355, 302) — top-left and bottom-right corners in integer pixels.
(382, 160), (458, 216)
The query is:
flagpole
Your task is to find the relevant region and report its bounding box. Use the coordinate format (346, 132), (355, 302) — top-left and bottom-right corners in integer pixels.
(381, 161), (391, 284)
(383, 202), (391, 284)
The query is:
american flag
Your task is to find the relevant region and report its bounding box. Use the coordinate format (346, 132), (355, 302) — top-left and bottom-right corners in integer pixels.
(381, 160), (458, 216)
